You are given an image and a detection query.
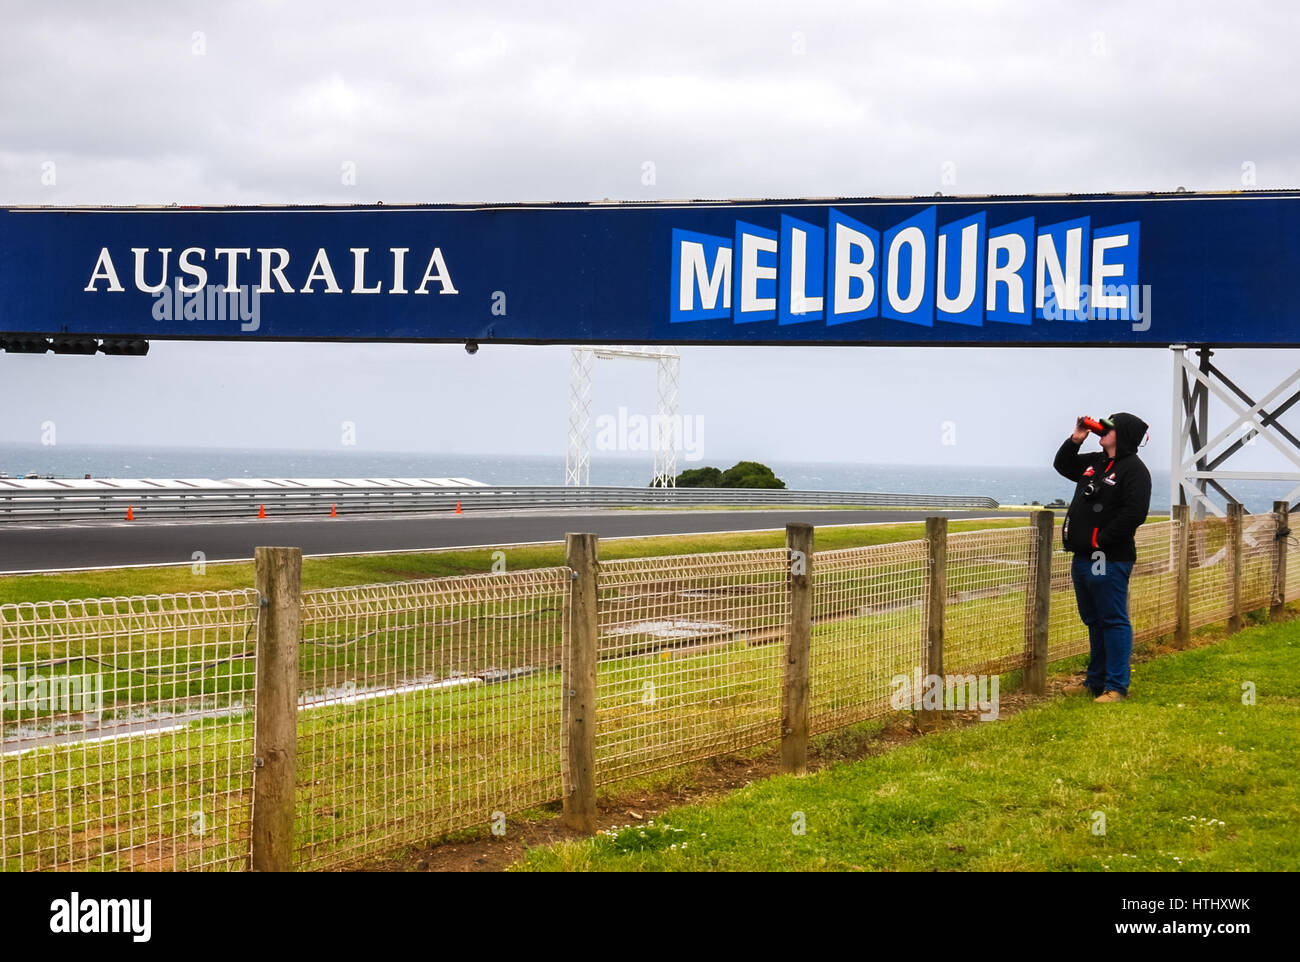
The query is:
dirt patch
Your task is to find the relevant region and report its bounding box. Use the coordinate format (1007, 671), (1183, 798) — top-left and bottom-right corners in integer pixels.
(354, 689), (1043, 872)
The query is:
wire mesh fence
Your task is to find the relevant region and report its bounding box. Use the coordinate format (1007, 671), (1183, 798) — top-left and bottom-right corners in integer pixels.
(295, 568), (569, 870)
(2, 510), (1290, 871)
(1046, 543), (1091, 662)
(1128, 521), (1179, 644)
(945, 526), (1036, 675)
(1, 591), (260, 871)
(1187, 516), (1231, 630)
(1240, 513), (1278, 611)
(1282, 514), (1300, 604)
(593, 550), (788, 784)
(809, 540), (928, 735)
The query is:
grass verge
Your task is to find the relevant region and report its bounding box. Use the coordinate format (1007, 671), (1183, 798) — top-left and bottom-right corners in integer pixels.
(515, 614), (1300, 871)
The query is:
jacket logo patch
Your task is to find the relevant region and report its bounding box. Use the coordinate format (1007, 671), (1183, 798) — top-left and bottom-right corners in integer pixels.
(1103, 474), (1117, 485)
(1083, 466), (1095, 477)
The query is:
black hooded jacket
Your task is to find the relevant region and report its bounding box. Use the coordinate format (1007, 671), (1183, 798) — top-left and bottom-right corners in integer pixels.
(1053, 412), (1152, 562)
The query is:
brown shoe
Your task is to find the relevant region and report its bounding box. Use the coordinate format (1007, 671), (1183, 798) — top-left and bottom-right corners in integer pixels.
(1094, 690), (1126, 703)
(1063, 683), (1094, 696)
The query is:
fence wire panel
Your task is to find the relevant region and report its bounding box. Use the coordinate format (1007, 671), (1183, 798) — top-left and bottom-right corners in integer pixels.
(594, 550), (788, 784)
(1, 591), (259, 872)
(1128, 521), (1177, 643)
(944, 526), (1035, 674)
(296, 569), (568, 869)
(809, 541), (927, 735)
(1187, 517), (1232, 630)
(1047, 521), (1177, 660)
(1046, 543), (1090, 661)
(1284, 519), (1300, 603)
(1239, 513), (1278, 612)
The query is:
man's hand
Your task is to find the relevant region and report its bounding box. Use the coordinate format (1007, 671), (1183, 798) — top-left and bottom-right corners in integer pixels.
(1071, 417), (1089, 443)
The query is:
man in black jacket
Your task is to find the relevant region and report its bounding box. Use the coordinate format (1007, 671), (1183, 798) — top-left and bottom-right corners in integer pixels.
(1053, 412), (1152, 702)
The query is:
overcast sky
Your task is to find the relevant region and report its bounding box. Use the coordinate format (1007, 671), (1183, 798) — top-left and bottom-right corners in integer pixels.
(2, 0), (1299, 470)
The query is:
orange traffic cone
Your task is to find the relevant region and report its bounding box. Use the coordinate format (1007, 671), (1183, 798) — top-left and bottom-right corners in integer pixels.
(258, 504), (266, 519)
(126, 505), (134, 520)
(330, 503), (337, 518)
(456, 501), (462, 514)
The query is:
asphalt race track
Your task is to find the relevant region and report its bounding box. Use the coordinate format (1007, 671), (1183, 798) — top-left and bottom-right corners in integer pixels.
(0, 507), (1050, 574)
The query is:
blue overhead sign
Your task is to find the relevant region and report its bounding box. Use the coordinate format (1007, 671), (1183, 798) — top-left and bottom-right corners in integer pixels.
(1, 191), (1297, 346)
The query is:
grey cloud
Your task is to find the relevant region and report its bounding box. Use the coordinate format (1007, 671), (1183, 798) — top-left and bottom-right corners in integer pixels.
(1, 0), (1297, 476)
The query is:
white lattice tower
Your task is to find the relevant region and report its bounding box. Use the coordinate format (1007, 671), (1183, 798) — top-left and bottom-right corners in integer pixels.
(653, 348), (681, 487)
(565, 347), (594, 486)
(565, 345), (682, 487)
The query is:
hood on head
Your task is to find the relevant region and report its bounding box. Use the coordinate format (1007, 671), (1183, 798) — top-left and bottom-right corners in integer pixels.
(1108, 412), (1149, 457)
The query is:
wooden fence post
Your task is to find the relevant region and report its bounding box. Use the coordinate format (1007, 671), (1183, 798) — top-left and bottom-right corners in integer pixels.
(781, 523), (813, 774)
(1025, 509), (1054, 695)
(252, 546), (301, 872)
(563, 532), (598, 833)
(1173, 504), (1191, 648)
(919, 517), (947, 732)
(1271, 501), (1290, 622)
(1226, 503), (1244, 633)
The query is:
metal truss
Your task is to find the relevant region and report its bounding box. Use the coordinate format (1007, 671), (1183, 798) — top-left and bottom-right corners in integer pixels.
(1170, 344), (1300, 517)
(564, 347), (594, 487)
(565, 346), (682, 487)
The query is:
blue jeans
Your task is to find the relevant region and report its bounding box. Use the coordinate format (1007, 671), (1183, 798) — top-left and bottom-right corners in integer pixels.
(1070, 554), (1134, 696)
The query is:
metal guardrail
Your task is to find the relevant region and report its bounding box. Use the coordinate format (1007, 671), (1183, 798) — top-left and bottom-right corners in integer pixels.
(0, 481), (1000, 521)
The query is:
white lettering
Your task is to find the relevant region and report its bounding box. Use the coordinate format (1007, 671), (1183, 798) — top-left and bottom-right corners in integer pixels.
(213, 248), (251, 290)
(832, 222), (875, 315)
(1036, 227), (1085, 312)
(937, 222), (978, 314)
(350, 247), (382, 294)
(678, 241), (731, 311)
(788, 227), (823, 314)
(257, 248), (293, 294)
(177, 247), (208, 293)
(389, 247), (409, 294)
(738, 231), (777, 314)
(84, 248), (124, 292)
(299, 248), (342, 294)
(1091, 233), (1129, 311)
(986, 233), (1026, 315)
(132, 247), (171, 294)
(887, 226), (926, 314)
(414, 248), (457, 294)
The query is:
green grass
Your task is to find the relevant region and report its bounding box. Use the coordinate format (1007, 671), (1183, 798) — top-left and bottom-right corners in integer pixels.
(0, 511), (1107, 870)
(516, 616), (1300, 871)
(0, 516), (1039, 726)
(2, 515), (1044, 725)
(0, 577), (1051, 871)
(6, 512), (1211, 871)
(6, 579), (1270, 871)
(0, 514), (1055, 722)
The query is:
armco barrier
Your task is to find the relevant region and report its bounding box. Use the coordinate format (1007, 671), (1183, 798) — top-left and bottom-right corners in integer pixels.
(0, 480), (1000, 521)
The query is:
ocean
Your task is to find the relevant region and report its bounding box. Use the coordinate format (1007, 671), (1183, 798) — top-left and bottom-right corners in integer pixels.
(0, 442), (1291, 514)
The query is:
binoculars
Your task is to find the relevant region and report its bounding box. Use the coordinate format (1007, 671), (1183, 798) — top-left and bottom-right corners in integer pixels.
(1077, 416), (1111, 436)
